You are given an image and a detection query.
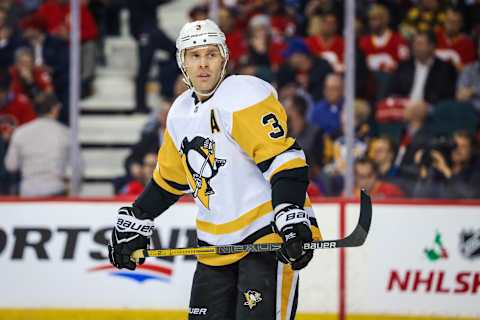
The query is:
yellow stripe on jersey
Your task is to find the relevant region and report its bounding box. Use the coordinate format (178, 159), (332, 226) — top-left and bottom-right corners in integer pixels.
(196, 201), (273, 235)
(311, 225), (322, 241)
(153, 130), (188, 195)
(305, 197), (312, 208)
(231, 94), (296, 164)
(196, 197), (314, 236)
(280, 264), (295, 320)
(269, 158), (307, 181)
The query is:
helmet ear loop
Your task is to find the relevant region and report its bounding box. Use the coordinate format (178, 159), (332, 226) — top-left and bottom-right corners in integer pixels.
(178, 49), (194, 90)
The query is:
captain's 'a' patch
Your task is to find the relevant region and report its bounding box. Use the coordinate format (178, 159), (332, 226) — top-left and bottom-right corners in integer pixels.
(210, 109), (220, 134)
(180, 136), (226, 208)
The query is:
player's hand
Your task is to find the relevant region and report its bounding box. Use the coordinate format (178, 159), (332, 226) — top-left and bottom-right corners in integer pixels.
(273, 204), (313, 270)
(108, 206), (154, 270)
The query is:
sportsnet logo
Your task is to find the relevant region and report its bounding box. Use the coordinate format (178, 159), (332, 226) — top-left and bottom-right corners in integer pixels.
(88, 262), (173, 283)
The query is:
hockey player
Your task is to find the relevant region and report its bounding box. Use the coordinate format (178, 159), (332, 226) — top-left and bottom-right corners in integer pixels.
(108, 19), (321, 320)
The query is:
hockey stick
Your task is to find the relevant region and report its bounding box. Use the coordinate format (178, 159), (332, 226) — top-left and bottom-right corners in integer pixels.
(131, 190), (372, 262)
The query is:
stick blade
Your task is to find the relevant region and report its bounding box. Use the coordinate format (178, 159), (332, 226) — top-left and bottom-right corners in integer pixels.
(342, 189), (372, 246)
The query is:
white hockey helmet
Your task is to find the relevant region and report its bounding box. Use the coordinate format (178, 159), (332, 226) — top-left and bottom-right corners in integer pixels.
(176, 19), (229, 97)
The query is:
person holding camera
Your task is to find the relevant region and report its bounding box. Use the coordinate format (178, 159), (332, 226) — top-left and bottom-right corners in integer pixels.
(413, 130), (480, 198)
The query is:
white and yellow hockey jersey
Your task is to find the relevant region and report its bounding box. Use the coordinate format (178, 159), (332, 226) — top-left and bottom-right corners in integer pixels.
(153, 75), (321, 266)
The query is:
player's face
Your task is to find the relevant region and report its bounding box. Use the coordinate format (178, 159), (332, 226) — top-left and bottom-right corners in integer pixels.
(184, 45), (224, 96)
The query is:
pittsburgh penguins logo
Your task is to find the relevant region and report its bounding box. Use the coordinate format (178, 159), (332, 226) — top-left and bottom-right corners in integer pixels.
(180, 136), (226, 208)
(243, 290), (262, 310)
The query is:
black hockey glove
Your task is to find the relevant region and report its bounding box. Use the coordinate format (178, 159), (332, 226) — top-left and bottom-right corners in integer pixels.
(273, 204), (313, 270)
(108, 206), (154, 270)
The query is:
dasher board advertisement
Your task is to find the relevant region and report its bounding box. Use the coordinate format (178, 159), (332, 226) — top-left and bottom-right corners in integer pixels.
(0, 201), (339, 314)
(346, 204), (480, 318)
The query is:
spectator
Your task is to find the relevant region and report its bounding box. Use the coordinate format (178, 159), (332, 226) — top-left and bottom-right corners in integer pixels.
(332, 99), (372, 165)
(20, 14), (69, 124)
(368, 135), (402, 185)
(0, 0), (27, 26)
(390, 30), (457, 105)
(9, 47), (53, 100)
(304, 12), (344, 72)
(238, 15), (287, 82)
(321, 99), (372, 195)
(447, 131), (480, 198)
(265, 0), (297, 38)
(435, 8), (476, 71)
(218, 7), (248, 69)
(412, 131), (480, 198)
(284, 94), (325, 196)
(360, 4), (409, 73)
(241, 15), (272, 78)
(126, 0), (177, 113)
(35, 0), (98, 98)
(121, 151), (157, 197)
(309, 73), (343, 135)
(400, 0), (447, 39)
(5, 93), (70, 197)
(359, 4), (409, 100)
(284, 94), (325, 168)
(0, 8), (25, 71)
(353, 157), (405, 199)
(0, 72), (36, 126)
(456, 42), (480, 112)
(397, 100), (434, 177)
(276, 37), (333, 101)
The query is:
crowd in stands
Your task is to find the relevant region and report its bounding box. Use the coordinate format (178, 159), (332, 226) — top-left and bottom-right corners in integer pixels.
(122, 0), (480, 200)
(0, 0), (99, 195)
(1, 0), (480, 199)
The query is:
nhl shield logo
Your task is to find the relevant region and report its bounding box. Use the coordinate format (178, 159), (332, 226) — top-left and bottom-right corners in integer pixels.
(243, 290), (262, 310)
(180, 136), (226, 208)
(459, 229), (480, 260)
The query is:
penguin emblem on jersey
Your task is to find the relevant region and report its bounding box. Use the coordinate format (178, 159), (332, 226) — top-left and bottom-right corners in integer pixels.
(243, 290), (262, 310)
(180, 136), (226, 208)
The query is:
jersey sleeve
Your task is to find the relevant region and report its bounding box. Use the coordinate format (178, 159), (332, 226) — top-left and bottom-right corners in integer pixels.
(152, 129), (190, 195)
(229, 92), (308, 181)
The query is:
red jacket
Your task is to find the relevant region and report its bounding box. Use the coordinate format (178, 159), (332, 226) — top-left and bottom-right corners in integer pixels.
(435, 31), (476, 69)
(359, 30), (409, 72)
(0, 93), (36, 127)
(353, 182), (405, 199)
(9, 66), (53, 97)
(122, 180), (145, 197)
(36, 0), (98, 42)
(305, 35), (344, 71)
(226, 30), (248, 68)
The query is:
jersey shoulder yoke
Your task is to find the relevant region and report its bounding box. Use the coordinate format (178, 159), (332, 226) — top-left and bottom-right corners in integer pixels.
(215, 75), (277, 113)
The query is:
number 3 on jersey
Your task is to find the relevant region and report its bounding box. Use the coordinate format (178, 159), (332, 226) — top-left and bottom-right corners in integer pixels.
(262, 113), (285, 139)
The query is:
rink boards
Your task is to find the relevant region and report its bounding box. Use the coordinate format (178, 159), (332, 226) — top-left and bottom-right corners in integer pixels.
(0, 198), (478, 320)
